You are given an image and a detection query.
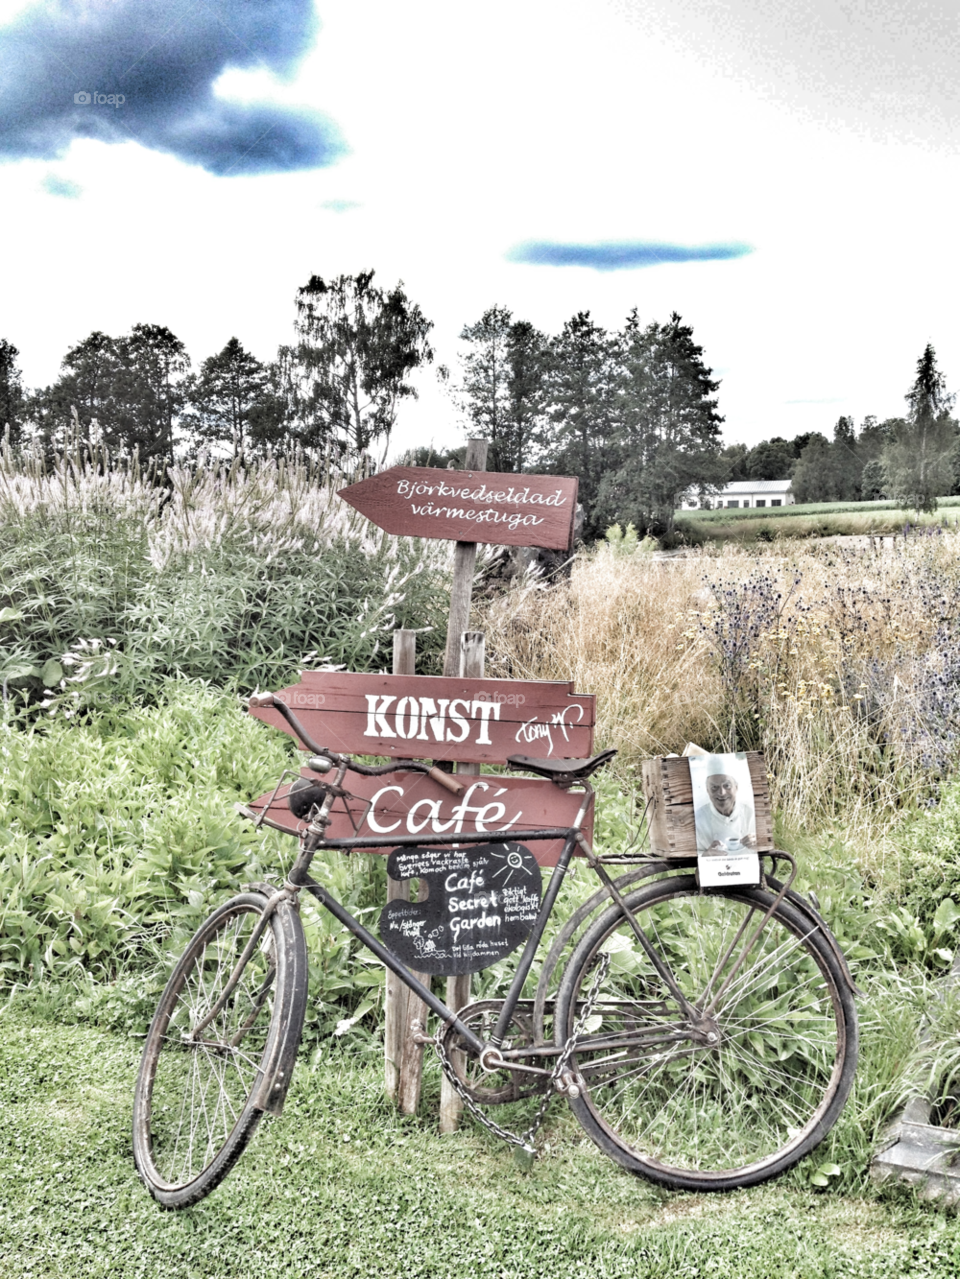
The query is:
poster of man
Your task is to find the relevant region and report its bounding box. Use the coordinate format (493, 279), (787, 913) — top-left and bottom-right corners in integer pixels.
(690, 753), (757, 855)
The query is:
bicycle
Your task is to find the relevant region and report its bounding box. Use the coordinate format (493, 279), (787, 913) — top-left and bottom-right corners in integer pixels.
(132, 692), (858, 1208)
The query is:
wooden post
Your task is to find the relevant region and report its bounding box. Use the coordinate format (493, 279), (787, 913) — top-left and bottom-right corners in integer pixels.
(442, 439), (489, 679)
(439, 629), (485, 1134)
(384, 629), (416, 1102)
(384, 629), (432, 1113)
(437, 438), (488, 1133)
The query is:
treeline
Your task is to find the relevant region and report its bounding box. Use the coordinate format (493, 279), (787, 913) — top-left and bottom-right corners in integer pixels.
(0, 271), (434, 469)
(720, 345), (958, 513)
(2, 269), (954, 541)
(0, 279), (725, 541)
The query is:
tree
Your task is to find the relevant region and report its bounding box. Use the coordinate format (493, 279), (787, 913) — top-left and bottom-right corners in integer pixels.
(721, 442), (749, 482)
(113, 323), (190, 461)
(860, 458), (886, 500)
(34, 330), (121, 452)
(33, 325), (189, 461)
(883, 344), (957, 513)
(281, 271), (434, 459)
(0, 339), (24, 444)
(829, 415), (861, 501)
(601, 311), (725, 537)
(538, 312), (621, 539)
(184, 337), (285, 459)
(743, 437), (796, 481)
(790, 433), (833, 503)
(456, 307), (549, 472)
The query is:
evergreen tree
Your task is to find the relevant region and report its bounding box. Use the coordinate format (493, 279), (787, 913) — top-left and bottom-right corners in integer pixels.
(0, 338), (24, 444)
(113, 323), (190, 461)
(538, 312), (621, 539)
(281, 271), (433, 459)
(860, 458), (886, 500)
(456, 307), (548, 472)
(883, 344), (957, 512)
(601, 311), (724, 537)
(184, 337), (284, 459)
(830, 415), (861, 500)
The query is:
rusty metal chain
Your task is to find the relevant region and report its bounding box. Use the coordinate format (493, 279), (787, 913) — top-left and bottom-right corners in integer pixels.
(431, 952), (611, 1158)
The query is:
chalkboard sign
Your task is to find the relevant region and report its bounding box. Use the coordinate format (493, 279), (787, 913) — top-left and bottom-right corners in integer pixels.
(379, 843), (542, 976)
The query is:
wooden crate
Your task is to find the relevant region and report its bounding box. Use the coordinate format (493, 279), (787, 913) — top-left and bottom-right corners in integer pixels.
(641, 753), (773, 857)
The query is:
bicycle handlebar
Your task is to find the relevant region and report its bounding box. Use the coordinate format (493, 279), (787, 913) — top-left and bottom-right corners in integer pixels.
(248, 691), (465, 795)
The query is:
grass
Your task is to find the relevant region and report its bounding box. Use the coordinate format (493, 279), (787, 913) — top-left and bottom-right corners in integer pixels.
(482, 530), (960, 861)
(3, 1001), (959, 1279)
(676, 497), (960, 546)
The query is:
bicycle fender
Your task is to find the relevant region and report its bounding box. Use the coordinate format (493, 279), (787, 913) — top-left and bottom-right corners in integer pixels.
(246, 883), (309, 1115)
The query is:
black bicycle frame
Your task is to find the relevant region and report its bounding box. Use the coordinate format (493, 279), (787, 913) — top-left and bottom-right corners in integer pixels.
(291, 825), (580, 1061)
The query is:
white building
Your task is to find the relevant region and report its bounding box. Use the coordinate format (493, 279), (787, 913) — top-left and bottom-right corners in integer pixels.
(678, 479), (795, 511)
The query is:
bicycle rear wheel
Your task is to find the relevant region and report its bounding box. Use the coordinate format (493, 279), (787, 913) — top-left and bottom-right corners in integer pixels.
(554, 875), (857, 1192)
(133, 889), (307, 1207)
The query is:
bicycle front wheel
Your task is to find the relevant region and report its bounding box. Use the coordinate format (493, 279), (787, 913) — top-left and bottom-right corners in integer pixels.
(133, 890), (307, 1208)
(555, 875), (857, 1192)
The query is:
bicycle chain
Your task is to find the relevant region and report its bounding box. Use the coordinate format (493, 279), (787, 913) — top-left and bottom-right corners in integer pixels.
(431, 952), (611, 1158)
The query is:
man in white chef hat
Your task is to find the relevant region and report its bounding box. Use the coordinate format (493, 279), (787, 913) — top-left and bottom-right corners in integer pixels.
(695, 757), (757, 854)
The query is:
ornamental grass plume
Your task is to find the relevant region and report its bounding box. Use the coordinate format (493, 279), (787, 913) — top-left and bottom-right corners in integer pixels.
(481, 530), (960, 856)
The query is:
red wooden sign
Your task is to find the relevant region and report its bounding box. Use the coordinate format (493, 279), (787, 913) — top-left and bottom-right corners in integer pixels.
(250, 671), (595, 766)
(338, 466), (579, 551)
(246, 769), (593, 867)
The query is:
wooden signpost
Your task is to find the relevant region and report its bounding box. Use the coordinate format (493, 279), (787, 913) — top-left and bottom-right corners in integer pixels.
(337, 466), (579, 551)
(249, 671), (595, 767)
(257, 438), (588, 1129)
(246, 766), (594, 867)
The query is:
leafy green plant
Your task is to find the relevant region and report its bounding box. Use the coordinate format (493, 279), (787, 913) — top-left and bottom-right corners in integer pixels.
(875, 899), (960, 969)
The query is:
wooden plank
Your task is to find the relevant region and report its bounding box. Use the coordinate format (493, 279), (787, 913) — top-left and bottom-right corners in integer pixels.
(250, 671), (596, 765)
(642, 753), (773, 856)
(246, 769), (593, 867)
(338, 464), (579, 551)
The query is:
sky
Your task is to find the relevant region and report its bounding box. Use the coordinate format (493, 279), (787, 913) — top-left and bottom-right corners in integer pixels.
(1, 0), (959, 459)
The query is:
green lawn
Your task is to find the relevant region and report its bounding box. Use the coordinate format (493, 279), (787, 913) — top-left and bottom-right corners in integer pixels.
(675, 497), (960, 545)
(2, 1001), (958, 1279)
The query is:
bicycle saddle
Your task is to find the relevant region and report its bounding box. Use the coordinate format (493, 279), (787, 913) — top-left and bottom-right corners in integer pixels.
(505, 749), (617, 783)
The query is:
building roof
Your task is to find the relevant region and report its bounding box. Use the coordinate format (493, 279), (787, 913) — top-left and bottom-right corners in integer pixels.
(721, 480), (793, 494)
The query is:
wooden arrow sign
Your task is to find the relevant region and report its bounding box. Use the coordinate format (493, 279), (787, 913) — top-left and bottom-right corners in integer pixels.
(250, 670), (596, 766)
(246, 768), (594, 867)
(338, 466), (579, 550)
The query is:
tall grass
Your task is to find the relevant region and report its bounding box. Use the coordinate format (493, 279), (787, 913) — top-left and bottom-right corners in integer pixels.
(0, 440), (453, 706)
(481, 530), (960, 870)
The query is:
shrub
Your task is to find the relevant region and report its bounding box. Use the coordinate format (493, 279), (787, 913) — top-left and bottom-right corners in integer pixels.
(0, 443), (452, 709)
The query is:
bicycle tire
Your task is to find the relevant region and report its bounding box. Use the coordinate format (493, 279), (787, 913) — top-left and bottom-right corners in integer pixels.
(554, 875), (857, 1192)
(133, 889), (307, 1208)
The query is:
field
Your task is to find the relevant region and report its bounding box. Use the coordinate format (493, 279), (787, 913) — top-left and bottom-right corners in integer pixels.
(676, 496), (960, 545)
(6, 452), (960, 1276)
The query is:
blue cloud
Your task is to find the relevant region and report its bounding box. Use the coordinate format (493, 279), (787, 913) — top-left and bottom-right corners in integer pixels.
(506, 240), (754, 271)
(0, 0), (344, 176)
(320, 198), (361, 213)
(41, 173), (81, 197)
